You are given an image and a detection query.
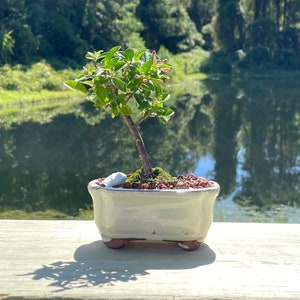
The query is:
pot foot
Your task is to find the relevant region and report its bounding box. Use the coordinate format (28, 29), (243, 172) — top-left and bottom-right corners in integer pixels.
(177, 240), (202, 251)
(103, 239), (126, 249)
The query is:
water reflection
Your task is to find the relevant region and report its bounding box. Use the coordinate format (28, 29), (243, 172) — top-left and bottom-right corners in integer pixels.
(205, 77), (300, 208)
(208, 79), (300, 207)
(0, 77), (299, 216)
(235, 78), (299, 208)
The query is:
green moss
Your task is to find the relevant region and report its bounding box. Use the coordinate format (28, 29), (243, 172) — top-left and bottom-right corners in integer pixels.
(126, 167), (175, 184)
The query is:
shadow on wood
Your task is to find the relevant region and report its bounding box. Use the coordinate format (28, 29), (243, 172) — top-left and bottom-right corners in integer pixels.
(20, 241), (215, 292)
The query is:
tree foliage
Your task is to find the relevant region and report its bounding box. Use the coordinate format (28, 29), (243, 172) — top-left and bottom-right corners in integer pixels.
(213, 0), (245, 52)
(137, 0), (203, 53)
(65, 46), (173, 178)
(0, 0), (299, 70)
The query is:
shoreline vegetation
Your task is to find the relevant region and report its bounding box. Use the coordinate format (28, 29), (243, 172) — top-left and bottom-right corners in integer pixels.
(2, 49), (300, 129)
(0, 62), (82, 128)
(1, 203), (299, 223)
(0, 90), (83, 129)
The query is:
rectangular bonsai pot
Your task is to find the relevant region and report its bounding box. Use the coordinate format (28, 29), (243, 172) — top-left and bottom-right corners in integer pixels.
(88, 179), (220, 243)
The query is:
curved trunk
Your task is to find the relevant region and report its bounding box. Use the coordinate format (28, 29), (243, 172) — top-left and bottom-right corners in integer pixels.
(122, 115), (153, 178)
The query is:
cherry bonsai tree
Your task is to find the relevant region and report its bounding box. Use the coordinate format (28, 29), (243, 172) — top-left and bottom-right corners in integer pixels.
(65, 46), (174, 180)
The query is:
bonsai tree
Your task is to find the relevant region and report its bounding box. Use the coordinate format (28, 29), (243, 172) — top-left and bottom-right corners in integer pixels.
(65, 46), (174, 180)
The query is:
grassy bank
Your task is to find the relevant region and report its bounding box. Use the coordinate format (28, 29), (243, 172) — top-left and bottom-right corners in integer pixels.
(1, 204), (299, 223)
(0, 62), (77, 91)
(0, 61), (85, 128)
(0, 209), (93, 220)
(0, 90), (84, 128)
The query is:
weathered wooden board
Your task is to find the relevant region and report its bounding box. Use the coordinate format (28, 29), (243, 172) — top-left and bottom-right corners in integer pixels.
(0, 220), (299, 299)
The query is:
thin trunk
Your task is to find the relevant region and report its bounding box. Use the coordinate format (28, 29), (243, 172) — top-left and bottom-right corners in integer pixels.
(283, 0), (287, 28)
(254, 0), (260, 20)
(122, 115), (153, 178)
(275, 0), (280, 32)
(262, 0), (267, 18)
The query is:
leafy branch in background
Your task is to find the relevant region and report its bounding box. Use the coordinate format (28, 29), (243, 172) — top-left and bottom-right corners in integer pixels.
(65, 46), (174, 179)
(0, 30), (15, 64)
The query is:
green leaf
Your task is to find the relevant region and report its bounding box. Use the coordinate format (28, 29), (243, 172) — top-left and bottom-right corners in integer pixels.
(116, 93), (126, 104)
(127, 78), (141, 91)
(134, 50), (146, 61)
(64, 81), (87, 94)
(153, 81), (162, 97)
(161, 92), (170, 102)
(120, 103), (132, 115)
(114, 61), (127, 71)
(85, 52), (94, 60)
(94, 75), (107, 85)
(110, 101), (119, 118)
(108, 57), (119, 69)
(94, 85), (109, 105)
(85, 50), (103, 61)
(142, 81), (155, 91)
(159, 116), (169, 124)
(112, 77), (126, 92)
(134, 93), (149, 109)
(142, 60), (152, 74)
(162, 108), (174, 116)
(124, 48), (134, 61)
(104, 46), (121, 66)
(134, 93), (144, 104)
(87, 93), (97, 103)
(158, 108), (174, 124)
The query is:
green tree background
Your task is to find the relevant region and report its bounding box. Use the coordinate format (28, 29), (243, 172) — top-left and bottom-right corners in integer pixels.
(0, 0), (299, 70)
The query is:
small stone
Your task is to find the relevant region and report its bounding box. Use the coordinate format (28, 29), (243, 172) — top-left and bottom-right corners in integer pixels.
(102, 172), (127, 187)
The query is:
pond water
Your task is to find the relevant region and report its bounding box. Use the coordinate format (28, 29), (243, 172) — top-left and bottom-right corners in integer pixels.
(0, 77), (299, 222)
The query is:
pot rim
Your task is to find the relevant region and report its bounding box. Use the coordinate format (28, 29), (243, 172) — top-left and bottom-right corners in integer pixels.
(88, 179), (220, 193)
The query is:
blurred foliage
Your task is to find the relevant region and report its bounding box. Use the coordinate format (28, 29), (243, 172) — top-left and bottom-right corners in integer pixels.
(0, 61), (78, 91)
(0, 208), (94, 219)
(0, 61), (88, 128)
(213, 0), (245, 52)
(0, 90), (85, 129)
(0, 0), (299, 71)
(164, 47), (208, 82)
(137, 0), (203, 53)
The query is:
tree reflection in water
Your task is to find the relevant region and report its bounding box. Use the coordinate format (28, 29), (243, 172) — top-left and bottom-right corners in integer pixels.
(206, 77), (299, 209)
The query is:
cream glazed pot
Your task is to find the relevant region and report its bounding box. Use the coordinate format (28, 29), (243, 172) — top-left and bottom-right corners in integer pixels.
(88, 179), (220, 250)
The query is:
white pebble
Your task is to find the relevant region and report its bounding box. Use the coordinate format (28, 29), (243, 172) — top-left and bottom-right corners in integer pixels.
(102, 172), (127, 187)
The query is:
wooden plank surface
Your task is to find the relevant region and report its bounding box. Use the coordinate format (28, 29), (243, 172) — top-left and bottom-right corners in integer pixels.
(0, 220), (299, 299)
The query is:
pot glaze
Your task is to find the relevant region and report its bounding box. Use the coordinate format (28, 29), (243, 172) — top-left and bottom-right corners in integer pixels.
(88, 179), (220, 247)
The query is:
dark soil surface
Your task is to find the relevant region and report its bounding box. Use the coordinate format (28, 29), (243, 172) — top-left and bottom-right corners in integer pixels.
(96, 173), (213, 190)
